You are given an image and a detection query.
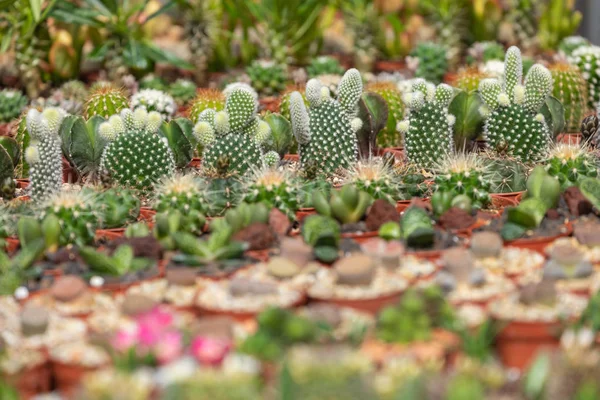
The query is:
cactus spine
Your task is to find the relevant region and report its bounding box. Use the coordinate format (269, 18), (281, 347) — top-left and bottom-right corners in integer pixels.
(550, 62), (588, 133)
(155, 174), (207, 234)
(188, 89), (226, 124)
(84, 84), (129, 119)
(569, 45), (600, 110)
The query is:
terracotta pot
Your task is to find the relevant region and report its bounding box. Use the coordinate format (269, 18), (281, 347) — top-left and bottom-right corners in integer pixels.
(490, 192), (525, 205)
(283, 153), (299, 162)
(496, 320), (561, 370)
(188, 157), (202, 168)
(295, 207), (316, 223)
(309, 291), (403, 315)
(341, 230), (379, 244)
(395, 200), (411, 213)
(444, 72), (458, 85)
(195, 294), (306, 322)
(16, 179), (29, 189)
(3, 361), (51, 399)
(62, 156), (79, 184)
(5, 237), (19, 253)
(53, 361), (105, 397)
(506, 221), (573, 254)
(406, 248), (444, 262)
(374, 60), (406, 73)
(245, 249), (271, 262)
(95, 228), (126, 241)
(489, 195), (518, 209)
(556, 133), (582, 145)
(379, 147), (404, 160)
(259, 97), (280, 112)
(138, 207), (156, 223)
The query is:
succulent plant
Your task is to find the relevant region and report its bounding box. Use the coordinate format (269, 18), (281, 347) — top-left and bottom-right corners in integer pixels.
(25, 108), (66, 201)
(550, 62), (588, 133)
(243, 167), (299, 220)
(366, 82), (404, 149)
(400, 206), (434, 248)
(466, 41), (505, 65)
(45, 80), (88, 115)
(546, 144), (598, 190)
(407, 42), (448, 84)
(454, 68), (491, 93)
(154, 174), (207, 235)
(261, 113), (294, 158)
(569, 45), (600, 110)
(498, 0), (539, 53)
(582, 106), (600, 148)
(84, 84), (129, 120)
(169, 79), (197, 106)
(0, 90), (27, 123)
(559, 35), (590, 57)
(343, 159), (401, 204)
(484, 156), (528, 194)
(289, 69), (363, 175)
(130, 89), (177, 120)
(306, 56), (344, 78)
(312, 185), (373, 225)
(95, 187), (140, 229)
(188, 89), (226, 124)
(209, 202), (270, 236)
(397, 79), (454, 168)
(395, 163), (431, 200)
(39, 192), (98, 247)
(298, 178), (333, 208)
(479, 46), (552, 163)
(139, 75), (168, 91)
(246, 60), (288, 97)
(301, 214), (341, 250)
(99, 108), (175, 192)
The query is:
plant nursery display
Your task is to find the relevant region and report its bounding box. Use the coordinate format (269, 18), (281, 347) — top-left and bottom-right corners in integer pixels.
(3, 0), (600, 398)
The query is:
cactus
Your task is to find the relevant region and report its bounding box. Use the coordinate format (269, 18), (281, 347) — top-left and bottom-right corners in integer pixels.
(366, 82), (404, 148)
(466, 41), (505, 65)
(559, 36), (590, 57)
(485, 156), (528, 194)
(498, 0), (539, 53)
(546, 144), (598, 190)
(289, 69), (363, 175)
(400, 206), (434, 248)
(407, 42), (448, 84)
(139, 75), (168, 91)
(342, 0), (379, 72)
(581, 107), (600, 148)
(569, 45), (600, 110)
(169, 79), (197, 106)
(306, 56), (344, 78)
(397, 79), (455, 168)
(188, 88), (226, 124)
(99, 108), (175, 192)
(278, 86), (307, 123)
(84, 84), (129, 119)
(243, 167), (299, 220)
(395, 163), (431, 200)
(479, 46), (552, 163)
(301, 215), (341, 248)
(25, 108), (65, 201)
(0, 90), (27, 123)
(95, 188), (140, 229)
(246, 60), (288, 97)
(193, 87), (273, 175)
(454, 68), (491, 93)
(39, 192), (98, 247)
(550, 63), (588, 133)
(130, 89), (176, 120)
(46, 80), (88, 115)
(154, 174), (207, 235)
(343, 159), (401, 204)
(312, 184), (373, 225)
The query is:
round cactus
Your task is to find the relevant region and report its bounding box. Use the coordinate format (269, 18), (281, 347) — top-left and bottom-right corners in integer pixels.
(454, 68), (491, 93)
(99, 108), (175, 192)
(169, 79), (197, 106)
(0, 90), (27, 124)
(246, 60), (288, 97)
(407, 42), (449, 84)
(154, 174), (207, 234)
(569, 45), (600, 110)
(46, 80), (88, 115)
(559, 36), (590, 57)
(546, 144), (598, 189)
(366, 82), (404, 148)
(188, 89), (226, 124)
(243, 167), (299, 220)
(39, 192), (98, 247)
(343, 159), (401, 204)
(130, 89), (177, 120)
(550, 62), (589, 133)
(306, 56), (344, 78)
(84, 84), (129, 119)
(484, 156), (528, 194)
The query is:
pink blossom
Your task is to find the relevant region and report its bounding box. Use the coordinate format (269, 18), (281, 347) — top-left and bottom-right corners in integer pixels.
(191, 336), (232, 366)
(155, 331), (183, 364)
(112, 328), (138, 352)
(138, 306), (173, 329)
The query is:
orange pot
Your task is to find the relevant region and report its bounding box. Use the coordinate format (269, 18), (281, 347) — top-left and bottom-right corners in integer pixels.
(374, 60), (406, 73)
(95, 228), (126, 241)
(496, 320), (561, 370)
(188, 157), (202, 168)
(3, 361), (51, 399)
(295, 208), (316, 223)
(62, 156), (79, 184)
(52, 362), (106, 397)
(245, 249), (271, 262)
(556, 133), (582, 145)
(139, 207), (156, 223)
(16, 179), (29, 189)
(283, 154), (299, 162)
(490, 192), (525, 204)
(309, 291), (403, 315)
(341, 230), (379, 244)
(506, 222), (573, 254)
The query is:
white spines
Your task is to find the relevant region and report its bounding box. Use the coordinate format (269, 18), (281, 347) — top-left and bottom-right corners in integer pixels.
(289, 91), (311, 145)
(305, 79), (323, 108)
(337, 68), (363, 115)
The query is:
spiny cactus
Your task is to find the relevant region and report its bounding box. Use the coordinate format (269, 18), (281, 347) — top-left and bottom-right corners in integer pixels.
(99, 108), (175, 191)
(25, 108), (65, 201)
(39, 191), (98, 247)
(154, 174), (207, 235)
(479, 46), (552, 163)
(366, 82), (404, 148)
(289, 68), (363, 175)
(46, 80), (88, 115)
(581, 106), (600, 148)
(343, 159), (401, 204)
(559, 36), (590, 57)
(484, 156), (528, 194)
(546, 143), (598, 190)
(407, 42), (448, 84)
(454, 68), (491, 93)
(139, 75), (167, 91)
(278, 86), (307, 123)
(306, 56), (344, 78)
(246, 60), (288, 97)
(84, 84), (129, 119)
(95, 187), (140, 229)
(466, 41), (505, 65)
(550, 63), (588, 133)
(130, 89), (176, 120)
(188, 88), (226, 124)
(397, 79), (454, 168)
(169, 79), (197, 106)
(243, 167), (299, 220)
(193, 87), (274, 175)
(0, 90), (28, 123)
(569, 45), (600, 110)
(313, 184), (373, 225)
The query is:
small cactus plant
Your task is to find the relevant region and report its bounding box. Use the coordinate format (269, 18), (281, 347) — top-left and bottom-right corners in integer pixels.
(484, 156), (528, 194)
(246, 60), (288, 97)
(546, 144), (598, 190)
(278, 86), (307, 123)
(397, 79), (455, 168)
(154, 174), (207, 235)
(559, 35), (590, 57)
(243, 167), (299, 220)
(94, 187), (140, 229)
(289, 68), (363, 175)
(169, 79), (197, 106)
(466, 41), (505, 65)
(312, 184), (373, 225)
(454, 68), (491, 93)
(407, 42), (449, 84)
(343, 159), (401, 204)
(569, 45), (600, 110)
(306, 56), (344, 78)
(366, 82), (404, 148)
(581, 106), (600, 148)
(139, 75), (167, 91)
(46, 80), (88, 115)
(84, 84), (129, 119)
(188, 88), (226, 124)
(0, 90), (27, 123)
(550, 62), (588, 133)
(130, 89), (177, 120)
(99, 108), (175, 191)
(25, 108), (65, 201)
(479, 46), (553, 163)
(39, 192), (98, 247)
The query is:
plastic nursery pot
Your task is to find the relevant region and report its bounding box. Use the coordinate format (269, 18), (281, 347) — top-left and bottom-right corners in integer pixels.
(505, 221), (574, 255)
(3, 360), (52, 399)
(52, 362), (106, 397)
(259, 97), (279, 113)
(95, 228), (126, 241)
(309, 290), (404, 315)
(374, 60), (406, 72)
(556, 133), (582, 145)
(495, 320), (561, 371)
(195, 294), (307, 322)
(16, 178), (29, 189)
(295, 207), (316, 223)
(490, 192), (525, 204)
(341, 230), (380, 244)
(283, 153), (300, 162)
(188, 157), (202, 169)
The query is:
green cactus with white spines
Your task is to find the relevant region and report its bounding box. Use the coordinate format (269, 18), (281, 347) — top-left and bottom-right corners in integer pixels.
(278, 86), (307, 123)
(397, 79), (455, 169)
(39, 192), (98, 247)
(483, 155), (528, 194)
(25, 108), (65, 201)
(454, 68), (491, 93)
(193, 87), (275, 176)
(408, 42), (449, 84)
(569, 45), (600, 110)
(154, 174), (207, 235)
(246, 60), (288, 97)
(99, 108), (175, 192)
(366, 82), (404, 148)
(243, 167), (299, 220)
(84, 84), (129, 119)
(546, 143), (598, 190)
(0, 90), (27, 123)
(169, 79), (197, 106)
(343, 159), (401, 204)
(288, 68), (362, 175)
(130, 89), (177, 120)
(306, 56), (344, 78)
(479, 46), (552, 163)
(188, 88), (225, 124)
(550, 62), (588, 133)
(559, 36), (590, 57)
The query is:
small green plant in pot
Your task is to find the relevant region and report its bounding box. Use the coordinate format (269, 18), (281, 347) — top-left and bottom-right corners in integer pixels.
(312, 185), (373, 225)
(306, 56), (344, 78)
(130, 89), (177, 120)
(301, 214), (341, 264)
(407, 42), (449, 84)
(343, 159), (401, 205)
(83, 84), (129, 119)
(400, 206), (435, 248)
(246, 60), (288, 97)
(546, 144), (598, 190)
(188, 88), (226, 124)
(0, 90), (27, 124)
(243, 167), (299, 221)
(94, 188), (141, 229)
(154, 174), (207, 235)
(169, 79), (197, 106)
(79, 244), (155, 278)
(484, 155), (528, 194)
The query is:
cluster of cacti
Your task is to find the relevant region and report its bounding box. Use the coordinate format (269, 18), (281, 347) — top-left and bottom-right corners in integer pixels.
(169, 79), (197, 106)
(39, 192), (98, 247)
(366, 82), (404, 148)
(397, 79), (454, 168)
(498, 0), (539, 53)
(312, 185), (373, 225)
(559, 36), (590, 57)
(344, 159), (401, 204)
(466, 41), (505, 65)
(454, 68), (491, 93)
(154, 174), (207, 235)
(289, 69), (362, 175)
(130, 89), (177, 120)
(46, 81), (88, 115)
(99, 108), (175, 191)
(550, 62), (589, 133)
(193, 87), (276, 175)
(183, 0), (222, 84)
(0, 90), (28, 123)
(569, 45), (600, 110)
(246, 60), (288, 96)
(139, 75), (168, 91)
(243, 167), (299, 220)
(407, 42), (449, 84)
(25, 108), (65, 201)
(95, 188), (140, 229)
(84, 84), (129, 119)
(479, 46), (552, 163)
(546, 144), (598, 190)
(188, 89), (226, 124)
(306, 56), (344, 78)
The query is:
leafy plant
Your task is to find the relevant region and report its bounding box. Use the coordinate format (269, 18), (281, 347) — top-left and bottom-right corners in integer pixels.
(79, 245), (154, 276)
(59, 115), (107, 182)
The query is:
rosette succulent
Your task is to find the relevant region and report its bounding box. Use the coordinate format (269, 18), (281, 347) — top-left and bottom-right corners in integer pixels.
(130, 89), (177, 120)
(0, 90), (27, 123)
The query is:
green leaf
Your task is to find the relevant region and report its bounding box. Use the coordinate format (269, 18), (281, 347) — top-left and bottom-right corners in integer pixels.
(10, 239), (45, 270)
(112, 245), (134, 274)
(79, 247), (120, 276)
(140, 42), (193, 70)
(213, 241), (247, 261)
(540, 96), (565, 139)
(356, 92), (388, 158)
(523, 352), (550, 399)
(63, 116), (107, 178)
(263, 113), (293, 157)
(448, 90), (484, 149)
(158, 118), (194, 168)
(0, 146), (14, 183)
(123, 40), (149, 70)
(87, 42), (111, 61)
(145, 1), (175, 21)
(29, 0), (42, 22)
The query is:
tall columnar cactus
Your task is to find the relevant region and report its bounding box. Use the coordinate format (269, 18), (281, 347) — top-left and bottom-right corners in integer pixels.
(188, 89), (226, 124)
(193, 87), (275, 175)
(397, 79), (454, 168)
(479, 46), (552, 163)
(366, 82), (404, 148)
(84, 84), (129, 119)
(130, 89), (177, 120)
(288, 69), (363, 175)
(407, 42), (449, 84)
(25, 108), (65, 201)
(99, 108), (175, 191)
(0, 90), (28, 123)
(550, 62), (588, 133)
(569, 45), (600, 110)
(155, 174), (207, 235)
(546, 144), (598, 190)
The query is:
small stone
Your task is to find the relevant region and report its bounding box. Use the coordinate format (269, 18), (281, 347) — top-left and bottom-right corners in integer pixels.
(191, 316), (235, 339)
(365, 199), (399, 231)
(574, 222), (600, 247)
(89, 276), (105, 288)
(574, 261), (594, 279)
(304, 304), (342, 328)
(14, 286), (29, 300)
(50, 275), (87, 302)
(166, 268), (197, 287)
(436, 271), (457, 293)
(549, 244), (584, 265)
(121, 294), (157, 317)
(334, 255), (375, 286)
(519, 280), (557, 307)
(21, 306), (49, 337)
(269, 208), (291, 236)
(470, 231), (503, 258)
(543, 260), (567, 280)
(229, 278), (278, 297)
(279, 238), (313, 267)
(441, 247), (474, 282)
(468, 269), (487, 287)
(266, 257), (301, 279)
(233, 223), (276, 251)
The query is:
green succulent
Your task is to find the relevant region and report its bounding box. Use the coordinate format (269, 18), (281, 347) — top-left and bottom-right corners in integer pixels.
(400, 206), (434, 248)
(95, 188), (140, 229)
(546, 144), (598, 190)
(298, 178), (332, 208)
(188, 89), (225, 124)
(306, 56), (344, 78)
(139, 75), (168, 91)
(485, 156), (528, 194)
(312, 185), (373, 225)
(246, 60), (288, 97)
(83, 84), (129, 119)
(39, 192), (98, 248)
(550, 62), (589, 133)
(210, 202), (270, 235)
(243, 168), (299, 221)
(409, 42), (448, 84)
(169, 79), (197, 106)
(154, 174), (207, 235)
(301, 214), (341, 247)
(0, 90), (27, 123)
(46, 80), (88, 115)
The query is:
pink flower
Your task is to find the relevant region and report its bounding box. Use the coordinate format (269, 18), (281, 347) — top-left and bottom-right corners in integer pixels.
(155, 331), (183, 364)
(112, 328), (138, 352)
(191, 336), (232, 366)
(138, 306), (173, 330)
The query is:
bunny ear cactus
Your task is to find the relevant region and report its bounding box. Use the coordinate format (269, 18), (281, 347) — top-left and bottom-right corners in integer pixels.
(397, 79), (455, 168)
(289, 69), (363, 175)
(26, 108), (66, 201)
(99, 108), (175, 192)
(479, 46), (552, 163)
(193, 87), (274, 175)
